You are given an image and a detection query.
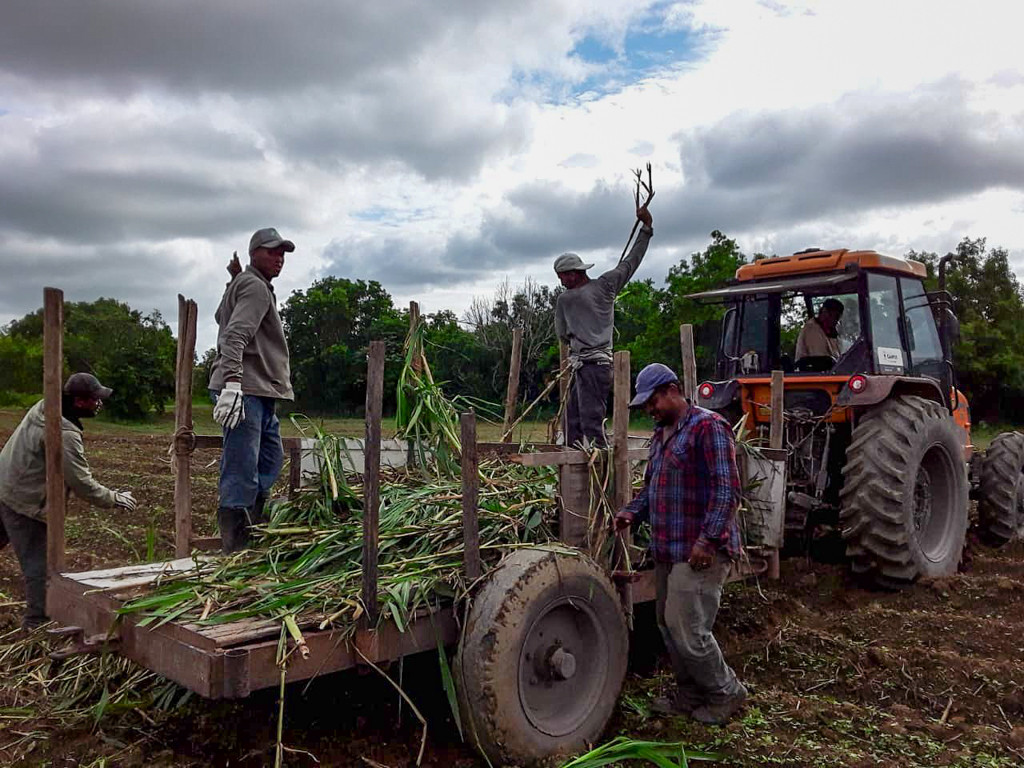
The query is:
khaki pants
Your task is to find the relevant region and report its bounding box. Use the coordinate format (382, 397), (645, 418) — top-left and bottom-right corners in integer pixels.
(655, 557), (743, 700)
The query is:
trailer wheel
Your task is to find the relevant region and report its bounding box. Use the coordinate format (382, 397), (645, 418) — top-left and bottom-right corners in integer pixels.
(454, 547), (628, 766)
(840, 395), (968, 587)
(978, 431), (1024, 547)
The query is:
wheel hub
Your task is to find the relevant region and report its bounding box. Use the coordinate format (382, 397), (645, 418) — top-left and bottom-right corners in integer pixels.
(518, 597), (607, 737)
(913, 466), (933, 533)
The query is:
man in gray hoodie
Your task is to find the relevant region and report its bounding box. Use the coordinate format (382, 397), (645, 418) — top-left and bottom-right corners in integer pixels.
(554, 205), (653, 447)
(0, 373), (136, 629)
(208, 228), (295, 553)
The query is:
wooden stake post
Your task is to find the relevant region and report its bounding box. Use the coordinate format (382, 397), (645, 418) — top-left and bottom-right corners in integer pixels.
(768, 370), (784, 579)
(501, 328), (523, 442)
(679, 324), (698, 401)
(44, 288), (66, 577)
(611, 351), (633, 615)
(460, 412), (482, 581)
(362, 341), (386, 626)
(174, 295), (198, 557)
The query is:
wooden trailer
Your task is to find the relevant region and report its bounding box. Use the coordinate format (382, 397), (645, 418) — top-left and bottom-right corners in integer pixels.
(39, 288), (773, 764)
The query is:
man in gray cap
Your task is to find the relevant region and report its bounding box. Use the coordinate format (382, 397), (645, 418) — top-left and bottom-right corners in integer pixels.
(0, 372), (137, 629)
(554, 205), (653, 447)
(208, 227), (295, 553)
(614, 363), (747, 724)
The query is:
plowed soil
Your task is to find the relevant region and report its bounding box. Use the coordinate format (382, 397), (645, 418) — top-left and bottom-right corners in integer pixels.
(1, 421), (1022, 767)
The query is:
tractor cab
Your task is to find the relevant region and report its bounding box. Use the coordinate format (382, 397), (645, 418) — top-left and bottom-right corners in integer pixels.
(688, 248), (976, 586)
(689, 248), (967, 432)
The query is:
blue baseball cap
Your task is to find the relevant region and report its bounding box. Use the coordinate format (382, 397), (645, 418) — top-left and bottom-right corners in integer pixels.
(630, 363), (679, 407)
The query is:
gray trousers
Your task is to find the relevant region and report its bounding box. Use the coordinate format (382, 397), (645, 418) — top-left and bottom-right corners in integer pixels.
(0, 501), (48, 627)
(566, 362), (612, 448)
(655, 557), (742, 700)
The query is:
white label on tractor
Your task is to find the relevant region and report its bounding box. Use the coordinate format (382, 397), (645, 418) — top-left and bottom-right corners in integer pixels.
(877, 346), (905, 372)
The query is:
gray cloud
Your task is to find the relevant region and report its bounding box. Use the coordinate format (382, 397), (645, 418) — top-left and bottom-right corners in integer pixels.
(322, 78), (1024, 293)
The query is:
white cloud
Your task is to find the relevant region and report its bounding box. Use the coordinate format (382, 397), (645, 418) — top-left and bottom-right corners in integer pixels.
(0, 0), (1022, 358)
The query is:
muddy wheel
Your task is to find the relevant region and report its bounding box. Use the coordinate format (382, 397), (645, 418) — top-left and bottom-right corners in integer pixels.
(978, 431), (1024, 547)
(839, 395), (968, 587)
(454, 547), (628, 766)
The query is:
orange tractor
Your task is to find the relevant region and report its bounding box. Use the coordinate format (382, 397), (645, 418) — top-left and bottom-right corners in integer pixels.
(689, 248), (1024, 587)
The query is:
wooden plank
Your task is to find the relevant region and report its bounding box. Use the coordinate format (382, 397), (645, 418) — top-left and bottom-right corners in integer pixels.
(558, 463), (589, 548)
(501, 327), (523, 442)
(770, 370), (784, 450)
(287, 439), (302, 498)
(64, 557), (207, 588)
(680, 324), (698, 401)
(513, 447), (649, 467)
(43, 287), (65, 576)
(192, 434), (302, 452)
(612, 351), (633, 618)
(174, 296), (198, 557)
(362, 340), (385, 626)
(460, 412), (482, 581)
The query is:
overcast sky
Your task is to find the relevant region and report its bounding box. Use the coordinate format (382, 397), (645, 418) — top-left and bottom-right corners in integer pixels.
(2, 0), (1023, 353)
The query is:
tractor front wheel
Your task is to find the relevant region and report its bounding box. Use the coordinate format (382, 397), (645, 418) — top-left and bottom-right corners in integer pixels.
(840, 395), (968, 587)
(454, 547), (628, 766)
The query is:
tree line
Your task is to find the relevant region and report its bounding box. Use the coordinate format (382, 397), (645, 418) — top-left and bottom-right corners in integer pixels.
(1, 234), (1022, 424)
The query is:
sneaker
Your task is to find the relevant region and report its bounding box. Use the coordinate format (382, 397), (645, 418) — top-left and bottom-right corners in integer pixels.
(692, 683), (748, 725)
(651, 687), (703, 716)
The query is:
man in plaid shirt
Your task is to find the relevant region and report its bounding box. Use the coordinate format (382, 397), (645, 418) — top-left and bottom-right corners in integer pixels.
(615, 363), (747, 724)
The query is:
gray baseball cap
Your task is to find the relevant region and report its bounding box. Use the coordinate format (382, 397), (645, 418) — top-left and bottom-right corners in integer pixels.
(553, 252), (594, 274)
(64, 372), (113, 399)
(629, 363), (678, 407)
(248, 228), (296, 255)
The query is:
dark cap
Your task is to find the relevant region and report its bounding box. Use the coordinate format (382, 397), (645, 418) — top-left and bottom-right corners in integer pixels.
(629, 363), (679, 407)
(63, 372), (113, 399)
(248, 227), (295, 255)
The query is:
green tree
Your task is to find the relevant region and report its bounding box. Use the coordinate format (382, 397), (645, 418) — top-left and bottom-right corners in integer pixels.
(281, 277), (404, 414)
(908, 238), (1024, 423)
(4, 298), (176, 419)
(616, 230), (749, 380)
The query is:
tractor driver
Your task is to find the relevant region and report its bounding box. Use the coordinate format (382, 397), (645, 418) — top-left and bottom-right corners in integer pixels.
(795, 298), (843, 363)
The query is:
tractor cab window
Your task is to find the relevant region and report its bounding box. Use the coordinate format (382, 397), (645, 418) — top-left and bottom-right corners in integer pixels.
(787, 291), (862, 373)
(900, 277), (944, 376)
(737, 297), (771, 374)
(868, 273), (905, 373)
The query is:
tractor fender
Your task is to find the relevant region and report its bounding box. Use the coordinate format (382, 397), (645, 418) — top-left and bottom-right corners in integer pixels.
(836, 375), (944, 408)
(694, 379), (740, 410)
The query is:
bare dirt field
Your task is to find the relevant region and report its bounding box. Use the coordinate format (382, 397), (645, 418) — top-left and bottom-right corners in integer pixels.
(1, 416), (1022, 767)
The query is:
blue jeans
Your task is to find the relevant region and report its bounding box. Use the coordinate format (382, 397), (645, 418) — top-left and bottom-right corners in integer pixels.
(213, 392), (284, 509)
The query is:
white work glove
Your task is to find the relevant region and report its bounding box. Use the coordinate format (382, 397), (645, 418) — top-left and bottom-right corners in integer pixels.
(113, 491), (137, 512)
(213, 382), (245, 430)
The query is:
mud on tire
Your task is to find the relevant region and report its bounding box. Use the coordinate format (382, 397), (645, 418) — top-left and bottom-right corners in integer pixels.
(978, 431), (1024, 547)
(839, 395), (968, 587)
(454, 547), (628, 766)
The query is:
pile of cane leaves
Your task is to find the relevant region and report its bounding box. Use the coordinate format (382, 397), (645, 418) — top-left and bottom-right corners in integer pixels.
(0, 623), (191, 755)
(120, 319), (561, 638)
(560, 736), (724, 767)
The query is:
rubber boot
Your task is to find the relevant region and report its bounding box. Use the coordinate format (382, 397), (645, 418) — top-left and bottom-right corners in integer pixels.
(252, 493), (269, 526)
(218, 506), (251, 554)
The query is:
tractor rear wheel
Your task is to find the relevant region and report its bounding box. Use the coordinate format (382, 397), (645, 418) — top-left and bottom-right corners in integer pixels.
(977, 431), (1024, 547)
(454, 547), (628, 766)
(839, 395), (968, 587)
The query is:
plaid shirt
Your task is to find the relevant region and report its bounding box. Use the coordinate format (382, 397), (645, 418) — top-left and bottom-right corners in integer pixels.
(626, 406), (741, 563)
